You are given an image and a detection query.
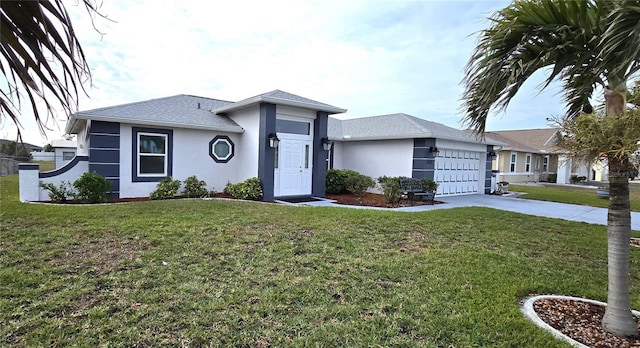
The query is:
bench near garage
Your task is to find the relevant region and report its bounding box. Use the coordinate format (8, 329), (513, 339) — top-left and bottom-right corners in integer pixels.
(399, 178), (435, 205)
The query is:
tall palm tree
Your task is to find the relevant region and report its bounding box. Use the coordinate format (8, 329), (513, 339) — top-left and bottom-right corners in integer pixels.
(0, 0), (96, 139)
(462, 0), (640, 337)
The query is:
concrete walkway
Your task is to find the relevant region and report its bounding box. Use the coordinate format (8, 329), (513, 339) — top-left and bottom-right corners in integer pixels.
(297, 194), (640, 230)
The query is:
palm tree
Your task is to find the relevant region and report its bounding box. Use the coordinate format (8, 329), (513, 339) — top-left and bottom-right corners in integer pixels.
(462, 0), (640, 337)
(0, 0), (96, 139)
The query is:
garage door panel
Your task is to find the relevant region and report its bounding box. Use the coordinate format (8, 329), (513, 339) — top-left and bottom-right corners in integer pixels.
(434, 149), (482, 196)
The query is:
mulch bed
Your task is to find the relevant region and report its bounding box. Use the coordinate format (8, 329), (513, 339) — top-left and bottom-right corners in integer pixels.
(326, 192), (443, 208)
(533, 298), (640, 347)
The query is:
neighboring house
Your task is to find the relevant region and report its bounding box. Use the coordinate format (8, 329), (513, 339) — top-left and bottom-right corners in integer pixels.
(484, 128), (592, 184)
(51, 139), (77, 169)
(19, 90), (498, 202)
(329, 114), (497, 196)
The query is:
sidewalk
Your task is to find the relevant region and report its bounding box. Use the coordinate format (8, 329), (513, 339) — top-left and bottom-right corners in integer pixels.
(299, 194), (640, 230)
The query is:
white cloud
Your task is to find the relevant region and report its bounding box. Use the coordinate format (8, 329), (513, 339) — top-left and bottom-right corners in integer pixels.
(5, 0), (572, 146)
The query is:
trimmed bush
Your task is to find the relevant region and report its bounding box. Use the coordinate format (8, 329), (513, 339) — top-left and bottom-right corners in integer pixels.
(150, 176), (181, 200)
(326, 169), (361, 194)
(73, 172), (111, 203)
(420, 178), (439, 193)
(345, 173), (375, 197)
(40, 181), (74, 203)
(182, 175), (209, 198)
(377, 176), (404, 204)
(223, 177), (263, 201)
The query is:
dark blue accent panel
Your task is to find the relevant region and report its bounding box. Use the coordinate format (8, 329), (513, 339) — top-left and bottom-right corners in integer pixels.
(19, 164), (39, 170)
(91, 121), (120, 134)
(258, 103), (277, 201)
(413, 147), (431, 158)
(108, 179), (120, 192)
(485, 145), (494, 194)
(413, 139), (428, 148)
(412, 159), (435, 170)
(89, 149), (119, 163)
(131, 127), (173, 183)
(90, 163), (119, 178)
(312, 111), (329, 197)
(412, 170), (434, 179)
(39, 156), (89, 178)
(90, 133), (120, 148)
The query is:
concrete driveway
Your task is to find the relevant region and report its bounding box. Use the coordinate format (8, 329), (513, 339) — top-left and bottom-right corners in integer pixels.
(303, 193), (640, 230)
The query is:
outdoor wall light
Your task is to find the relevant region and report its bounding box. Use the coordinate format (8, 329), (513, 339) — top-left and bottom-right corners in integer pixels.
(429, 146), (440, 157)
(488, 150), (497, 159)
(268, 133), (280, 148)
(321, 137), (333, 151)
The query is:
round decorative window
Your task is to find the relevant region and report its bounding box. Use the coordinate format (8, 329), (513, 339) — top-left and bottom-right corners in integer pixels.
(209, 136), (235, 163)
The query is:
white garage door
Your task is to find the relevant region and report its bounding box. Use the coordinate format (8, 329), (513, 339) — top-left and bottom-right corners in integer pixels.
(434, 149), (481, 196)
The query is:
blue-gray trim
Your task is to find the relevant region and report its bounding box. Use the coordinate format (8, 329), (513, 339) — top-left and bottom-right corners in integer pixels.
(39, 156), (89, 178)
(257, 103), (277, 201)
(209, 135), (235, 163)
(89, 121), (120, 199)
(312, 111), (329, 197)
(485, 145), (494, 194)
(91, 120), (120, 134)
(19, 163), (40, 170)
(131, 127), (173, 183)
(412, 138), (436, 180)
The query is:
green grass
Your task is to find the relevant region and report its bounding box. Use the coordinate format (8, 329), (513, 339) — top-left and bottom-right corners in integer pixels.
(510, 184), (640, 212)
(33, 160), (54, 172)
(2, 175), (639, 347)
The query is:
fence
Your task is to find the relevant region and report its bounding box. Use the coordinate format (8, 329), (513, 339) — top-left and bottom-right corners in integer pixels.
(0, 157), (20, 176)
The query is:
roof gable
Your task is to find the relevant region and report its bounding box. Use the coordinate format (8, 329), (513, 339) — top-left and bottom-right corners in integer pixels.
(214, 89), (347, 115)
(485, 128), (561, 153)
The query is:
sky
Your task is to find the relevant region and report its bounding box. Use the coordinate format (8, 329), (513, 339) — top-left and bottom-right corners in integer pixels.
(4, 0), (570, 146)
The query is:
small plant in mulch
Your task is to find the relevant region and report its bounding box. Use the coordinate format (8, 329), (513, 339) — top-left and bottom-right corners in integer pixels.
(150, 176), (181, 200)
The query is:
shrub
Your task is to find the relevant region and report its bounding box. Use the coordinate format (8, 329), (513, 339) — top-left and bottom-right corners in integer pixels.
(377, 176), (403, 204)
(345, 173), (375, 197)
(326, 169), (361, 194)
(223, 177), (263, 201)
(150, 176), (181, 200)
(182, 175), (209, 198)
(73, 172), (111, 203)
(40, 181), (75, 202)
(420, 178), (439, 193)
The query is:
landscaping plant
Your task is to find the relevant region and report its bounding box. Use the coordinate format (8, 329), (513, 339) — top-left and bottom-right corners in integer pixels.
(377, 176), (403, 204)
(326, 169), (361, 194)
(73, 172), (111, 203)
(150, 176), (181, 200)
(345, 173), (375, 197)
(223, 177), (263, 201)
(182, 175), (210, 198)
(39, 181), (74, 203)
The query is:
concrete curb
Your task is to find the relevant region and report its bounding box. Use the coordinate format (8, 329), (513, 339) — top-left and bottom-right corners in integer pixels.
(520, 295), (640, 348)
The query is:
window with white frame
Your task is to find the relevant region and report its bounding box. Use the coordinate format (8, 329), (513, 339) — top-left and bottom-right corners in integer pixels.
(543, 156), (549, 172)
(525, 154), (532, 172)
(510, 153), (517, 172)
(132, 127), (172, 182)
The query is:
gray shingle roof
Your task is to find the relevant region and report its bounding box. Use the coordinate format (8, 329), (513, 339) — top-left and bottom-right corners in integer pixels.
(485, 128), (561, 153)
(66, 95), (244, 134)
(329, 113), (494, 144)
(214, 89), (347, 115)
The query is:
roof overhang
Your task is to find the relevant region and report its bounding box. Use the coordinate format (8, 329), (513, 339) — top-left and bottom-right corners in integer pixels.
(65, 113), (245, 134)
(214, 95), (347, 115)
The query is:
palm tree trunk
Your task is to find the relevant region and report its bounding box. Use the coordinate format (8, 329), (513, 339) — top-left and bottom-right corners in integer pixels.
(602, 157), (637, 337)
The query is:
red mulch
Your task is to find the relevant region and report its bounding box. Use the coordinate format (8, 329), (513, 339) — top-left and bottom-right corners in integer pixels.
(533, 298), (640, 347)
(325, 192), (443, 208)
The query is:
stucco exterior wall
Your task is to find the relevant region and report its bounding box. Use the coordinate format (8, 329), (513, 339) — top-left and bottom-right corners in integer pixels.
(119, 125), (240, 198)
(337, 139), (413, 179)
(228, 106), (260, 182)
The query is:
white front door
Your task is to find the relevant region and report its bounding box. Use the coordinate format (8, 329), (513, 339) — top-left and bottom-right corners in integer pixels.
(276, 136), (312, 197)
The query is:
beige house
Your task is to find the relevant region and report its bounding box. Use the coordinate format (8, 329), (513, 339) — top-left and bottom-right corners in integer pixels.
(485, 128), (593, 184)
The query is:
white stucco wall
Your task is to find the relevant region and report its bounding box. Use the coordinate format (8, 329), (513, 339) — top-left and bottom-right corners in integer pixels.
(119, 125), (241, 198)
(228, 106), (260, 182)
(336, 139), (414, 179)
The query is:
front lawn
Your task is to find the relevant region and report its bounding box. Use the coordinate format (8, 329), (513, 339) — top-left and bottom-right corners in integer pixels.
(2, 175), (639, 347)
(510, 184), (640, 212)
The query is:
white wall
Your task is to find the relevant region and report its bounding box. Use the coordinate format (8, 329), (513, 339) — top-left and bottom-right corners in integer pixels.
(336, 139), (413, 179)
(119, 125), (241, 198)
(228, 106), (260, 181)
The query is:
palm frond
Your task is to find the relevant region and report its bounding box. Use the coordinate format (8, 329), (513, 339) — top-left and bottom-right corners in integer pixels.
(0, 0), (95, 138)
(599, 0), (640, 80)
